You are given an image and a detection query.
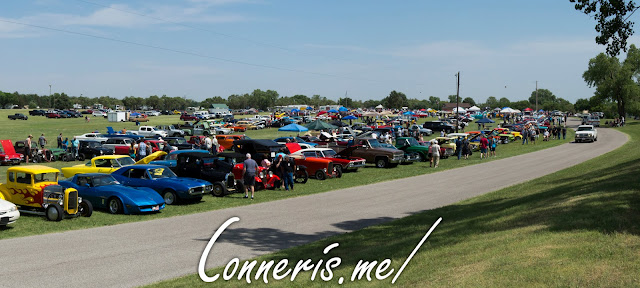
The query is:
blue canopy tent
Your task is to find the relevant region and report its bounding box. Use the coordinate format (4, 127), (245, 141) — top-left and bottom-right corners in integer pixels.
(476, 117), (495, 129)
(290, 108), (300, 113)
(343, 115), (357, 120)
(403, 111), (415, 115)
(327, 109), (339, 113)
(338, 106), (349, 112)
(130, 112), (141, 116)
(278, 123), (309, 136)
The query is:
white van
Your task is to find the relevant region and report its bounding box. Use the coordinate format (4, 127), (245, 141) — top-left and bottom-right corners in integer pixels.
(193, 111), (211, 119)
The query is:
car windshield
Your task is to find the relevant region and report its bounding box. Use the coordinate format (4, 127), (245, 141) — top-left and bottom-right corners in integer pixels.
(323, 150), (337, 157)
(402, 138), (420, 146)
(116, 157), (136, 166)
(34, 172), (57, 183)
(148, 167), (176, 179)
(577, 127), (593, 131)
(92, 175), (119, 187)
(368, 139), (382, 148)
(87, 142), (101, 148)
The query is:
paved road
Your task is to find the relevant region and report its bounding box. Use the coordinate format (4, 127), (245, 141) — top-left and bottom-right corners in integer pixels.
(0, 121), (627, 288)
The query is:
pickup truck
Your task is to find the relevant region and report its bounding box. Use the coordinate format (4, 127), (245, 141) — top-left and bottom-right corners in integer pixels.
(331, 138), (404, 168)
(156, 125), (185, 137)
(8, 113), (28, 120)
(575, 125), (598, 143)
(137, 126), (168, 138)
(102, 137), (135, 153)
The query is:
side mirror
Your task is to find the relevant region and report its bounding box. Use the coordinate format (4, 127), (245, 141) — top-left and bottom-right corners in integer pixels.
(85, 183), (90, 187)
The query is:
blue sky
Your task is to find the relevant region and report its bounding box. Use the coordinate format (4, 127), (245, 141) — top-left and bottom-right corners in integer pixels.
(0, 0), (626, 104)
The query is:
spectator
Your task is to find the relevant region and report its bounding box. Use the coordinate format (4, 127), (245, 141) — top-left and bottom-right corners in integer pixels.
(489, 136), (498, 157)
(242, 153), (258, 199)
(562, 126), (567, 140)
(38, 134), (47, 149)
(57, 133), (62, 149)
(462, 137), (471, 160)
(282, 155), (295, 191)
(430, 139), (440, 168)
(137, 140), (147, 161)
(129, 142), (136, 159)
(204, 136), (213, 152)
(479, 133), (489, 159)
(72, 137), (79, 157)
(211, 136), (219, 153)
(25, 135), (33, 163)
(455, 137), (463, 160)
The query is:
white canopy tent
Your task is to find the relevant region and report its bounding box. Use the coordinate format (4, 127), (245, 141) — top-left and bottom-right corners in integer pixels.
(467, 106), (481, 111)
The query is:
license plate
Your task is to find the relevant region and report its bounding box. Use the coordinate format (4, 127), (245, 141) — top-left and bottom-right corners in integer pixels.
(152, 205), (159, 211)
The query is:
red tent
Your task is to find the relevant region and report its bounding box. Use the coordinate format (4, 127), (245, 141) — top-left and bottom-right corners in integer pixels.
(524, 108), (533, 111)
(317, 111), (327, 115)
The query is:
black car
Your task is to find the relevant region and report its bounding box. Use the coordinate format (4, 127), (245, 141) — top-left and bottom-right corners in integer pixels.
(232, 139), (284, 164)
(173, 152), (236, 197)
(270, 119), (292, 128)
(422, 121), (455, 133)
(163, 137), (194, 150)
(77, 140), (114, 160)
(29, 110), (46, 116)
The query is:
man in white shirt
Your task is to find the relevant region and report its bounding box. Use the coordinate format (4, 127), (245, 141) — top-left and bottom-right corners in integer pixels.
(204, 136), (213, 153)
(430, 139), (440, 168)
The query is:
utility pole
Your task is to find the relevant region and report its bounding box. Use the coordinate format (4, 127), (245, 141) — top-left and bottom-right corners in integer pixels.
(456, 71), (460, 133)
(535, 80), (538, 113)
(49, 84), (52, 109)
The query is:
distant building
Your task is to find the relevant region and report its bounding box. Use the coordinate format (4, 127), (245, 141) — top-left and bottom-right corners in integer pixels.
(441, 102), (470, 112)
(318, 105), (341, 111)
(208, 103), (229, 113)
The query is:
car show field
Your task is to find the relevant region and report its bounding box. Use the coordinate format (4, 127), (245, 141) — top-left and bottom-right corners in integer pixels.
(0, 109), (576, 240)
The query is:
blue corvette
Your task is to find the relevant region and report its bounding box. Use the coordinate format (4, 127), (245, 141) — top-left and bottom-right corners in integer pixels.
(111, 164), (213, 205)
(150, 149), (210, 168)
(59, 173), (165, 214)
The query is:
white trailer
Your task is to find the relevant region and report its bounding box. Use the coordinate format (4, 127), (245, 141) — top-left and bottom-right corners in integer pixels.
(107, 111), (127, 122)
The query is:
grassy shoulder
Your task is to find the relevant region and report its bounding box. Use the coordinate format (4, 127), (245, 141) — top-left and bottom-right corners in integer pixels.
(0, 110), (572, 239)
(151, 122), (638, 287)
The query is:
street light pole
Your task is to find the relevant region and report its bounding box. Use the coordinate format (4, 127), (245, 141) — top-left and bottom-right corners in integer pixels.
(456, 71), (460, 133)
(49, 84), (52, 109)
(535, 81), (538, 113)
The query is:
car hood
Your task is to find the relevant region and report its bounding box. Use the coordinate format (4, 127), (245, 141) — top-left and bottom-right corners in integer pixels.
(154, 177), (210, 187)
(136, 151), (167, 164)
(0, 199), (16, 210)
(94, 185), (164, 205)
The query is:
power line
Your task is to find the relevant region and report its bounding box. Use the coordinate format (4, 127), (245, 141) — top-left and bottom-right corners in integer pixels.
(73, 0), (358, 64)
(0, 18), (384, 83)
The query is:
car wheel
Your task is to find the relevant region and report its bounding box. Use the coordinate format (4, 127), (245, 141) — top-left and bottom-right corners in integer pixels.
(108, 197), (123, 214)
(314, 170), (326, 180)
(46, 203), (64, 221)
(212, 182), (227, 197)
(62, 155), (68, 162)
(77, 154), (85, 161)
(334, 165), (343, 178)
(294, 169), (308, 184)
(375, 157), (388, 168)
(79, 200), (93, 217)
(235, 181), (245, 193)
(419, 153), (427, 162)
(203, 131), (209, 136)
(163, 190), (177, 205)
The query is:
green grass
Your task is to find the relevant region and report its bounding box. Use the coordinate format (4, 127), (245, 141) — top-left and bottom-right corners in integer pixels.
(149, 122), (639, 288)
(0, 109), (572, 239)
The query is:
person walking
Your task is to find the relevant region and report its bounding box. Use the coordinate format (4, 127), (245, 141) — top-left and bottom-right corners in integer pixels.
(282, 155), (295, 191)
(489, 136), (498, 157)
(25, 135), (33, 163)
(38, 134), (47, 149)
(522, 128), (529, 145)
(72, 137), (79, 157)
(455, 137), (463, 160)
(211, 135), (219, 153)
(57, 133), (62, 149)
(430, 139), (440, 168)
(137, 140), (147, 161)
(204, 136), (213, 153)
(242, 153), (258, 199)
(479, 133), (489, 159)
(462, 137), (471, 160)
(562, 126), (567, 140)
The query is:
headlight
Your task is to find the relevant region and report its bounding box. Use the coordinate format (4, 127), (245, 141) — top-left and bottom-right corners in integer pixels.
(100, 150), (104, 155)
(58, 199), (63, 206)
(205, 185), (213, 192)
(259, 171), (265, 178)
(323, 168), (327, 172)
(9, 205), (17, 212)
(188, 188), (194, 194)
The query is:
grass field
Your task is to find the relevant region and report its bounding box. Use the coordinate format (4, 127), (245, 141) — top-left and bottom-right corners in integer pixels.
(151, 121), (639, 287)
(0, 109), (573, 239)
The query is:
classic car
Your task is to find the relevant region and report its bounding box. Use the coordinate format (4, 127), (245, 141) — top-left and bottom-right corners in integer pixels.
(0, 166), (92, 221)
(378, 142), (420, 164)
(0, 198), (20, 226)
(172, 152), (236, 196)
(236, 120), (258, 130)
(110, 165), (213, 204)
(274, 137), (318, 147)
(223, 123), (247, 132)
(59, 173), (165, 214)
(216, 135), (247, 150)
(75, 133), (108, 143)
(155, 125), (185, 137)
(180, 114), (198, 121)
(151, 149), (210, 168)
(46, 112), (62, 118)
(61, 152), (165, 178)
(331, 138), (404, 168)
(129, 116), (149, 122)
(291, 147), (366, 172)
(77, 140), (114, 160)
(422, 121), (455, 133)
(216, 152), (285, 189)
(408, 124), (432, 136)
(0, 140), (24, 165)
(575, 125), (598, 143)
(287, 152), (340, 180)
(163, 137), (194, 150)
(395, 137), (433, 161)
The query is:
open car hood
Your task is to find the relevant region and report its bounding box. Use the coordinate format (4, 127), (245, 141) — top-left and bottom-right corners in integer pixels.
(136, 151), (168, 164)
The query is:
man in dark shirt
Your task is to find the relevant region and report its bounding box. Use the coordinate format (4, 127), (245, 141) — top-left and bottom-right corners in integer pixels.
(242, 153), (258, 199)
(281, 155), (295, 191)
(455, 137), (463, 160)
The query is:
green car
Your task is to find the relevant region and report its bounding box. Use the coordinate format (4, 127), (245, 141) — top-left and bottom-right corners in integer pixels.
(49, 148), (74, 162)
(395, 137), (453, 161)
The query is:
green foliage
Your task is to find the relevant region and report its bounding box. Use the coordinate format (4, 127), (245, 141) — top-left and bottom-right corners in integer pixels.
(462, 97), (476, 106)
(448, 95), (458, 103)
(428, 96), (442, 109)
(570, 0), (638, 56)
(583, 44), (640, 116)
(381, 90), (408, 109)
(484, 96), (498, 108)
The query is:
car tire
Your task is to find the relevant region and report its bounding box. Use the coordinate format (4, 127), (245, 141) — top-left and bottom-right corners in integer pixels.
(334, 165), (343, 178)
(108, 197), (123, 214)
(375, 157), (388, 168)
(314, 170), (326, 180)
(77, 154), (85, 161)
(79, 200), (93, 217)
(203, 131), (209, 136)
(419, 153), (427, 162)
(235, 180), (245, 193)
(46, 203), (64, 221)
(212, 182), (227, 197)
(294, 170), (309, 184)
(62, 155), (68, 162)
(163, 190), (177, 205)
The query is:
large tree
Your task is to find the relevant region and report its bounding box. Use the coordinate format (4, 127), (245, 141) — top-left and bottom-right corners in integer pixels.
(462, 97), (476, 106)
(570, 0), (638, 56)
(381, 90), (408, 109)
(582, 44), (640, 116)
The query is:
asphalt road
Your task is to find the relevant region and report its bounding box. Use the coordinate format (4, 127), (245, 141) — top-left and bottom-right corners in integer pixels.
(0, 120), (627, 288)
